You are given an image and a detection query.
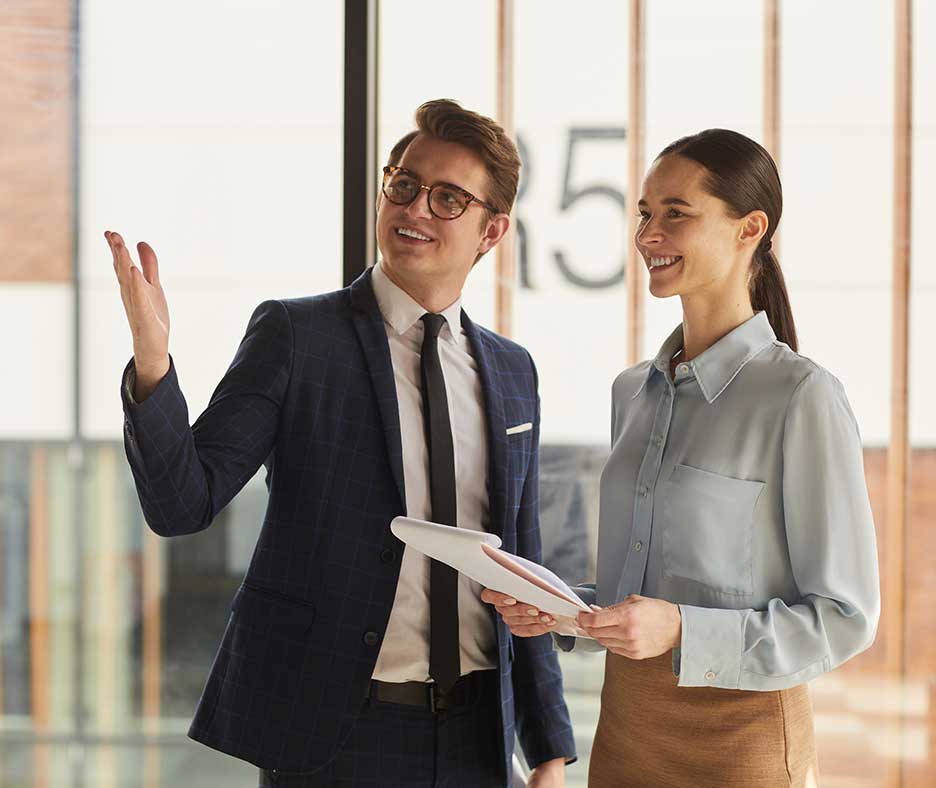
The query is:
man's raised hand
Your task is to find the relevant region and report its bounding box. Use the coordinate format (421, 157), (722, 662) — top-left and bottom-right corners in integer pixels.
(106, 230), (171, 398)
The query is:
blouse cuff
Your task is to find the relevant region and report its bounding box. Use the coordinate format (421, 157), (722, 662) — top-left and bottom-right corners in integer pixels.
(677, 604), (747, 689)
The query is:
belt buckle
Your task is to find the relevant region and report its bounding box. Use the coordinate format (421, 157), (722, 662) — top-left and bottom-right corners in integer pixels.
(428, 683), (449, 713)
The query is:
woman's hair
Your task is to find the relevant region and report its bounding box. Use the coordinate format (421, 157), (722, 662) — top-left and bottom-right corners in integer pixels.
(657, 129), (798, 352)
(386, 99), (521, 218)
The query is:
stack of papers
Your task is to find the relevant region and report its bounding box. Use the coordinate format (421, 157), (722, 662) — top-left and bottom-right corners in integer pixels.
(390, 516), (592, 638)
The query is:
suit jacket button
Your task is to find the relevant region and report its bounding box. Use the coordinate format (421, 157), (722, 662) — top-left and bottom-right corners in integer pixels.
(380, 548), (395, 564)
(363, 631), (380, 647)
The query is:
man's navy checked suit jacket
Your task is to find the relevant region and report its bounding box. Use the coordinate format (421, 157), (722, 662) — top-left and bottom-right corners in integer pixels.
(120, 269), (576, 778)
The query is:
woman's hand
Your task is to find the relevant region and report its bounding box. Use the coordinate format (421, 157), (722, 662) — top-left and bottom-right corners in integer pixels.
(576, 595), (681, 659)
(480, 589), (556, 637)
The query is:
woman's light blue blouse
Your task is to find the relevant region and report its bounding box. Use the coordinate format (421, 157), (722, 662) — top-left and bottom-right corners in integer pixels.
(556, 311), (881, 692)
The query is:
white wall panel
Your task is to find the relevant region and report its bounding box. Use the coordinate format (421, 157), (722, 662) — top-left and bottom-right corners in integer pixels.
(0, 285), (73, 439)
(80, 0), (343, 439)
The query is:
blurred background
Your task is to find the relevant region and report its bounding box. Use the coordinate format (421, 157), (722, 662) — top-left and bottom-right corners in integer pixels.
(0, 0), (932, 786)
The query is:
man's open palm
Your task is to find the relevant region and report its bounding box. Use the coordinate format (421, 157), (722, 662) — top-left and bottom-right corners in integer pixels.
(106, 230), (170, 375)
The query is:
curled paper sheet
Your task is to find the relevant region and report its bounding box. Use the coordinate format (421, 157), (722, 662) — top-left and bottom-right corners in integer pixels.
(390, 516), (592, 638)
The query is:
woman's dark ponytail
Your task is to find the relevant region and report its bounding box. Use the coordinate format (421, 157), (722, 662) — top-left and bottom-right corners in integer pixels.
(657, 129), (798, 351)
(750, 241), (797, 352)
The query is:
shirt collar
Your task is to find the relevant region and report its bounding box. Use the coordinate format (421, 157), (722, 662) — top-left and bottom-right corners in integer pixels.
(371, 261), (462, 343)
(634, 311), (777, 403)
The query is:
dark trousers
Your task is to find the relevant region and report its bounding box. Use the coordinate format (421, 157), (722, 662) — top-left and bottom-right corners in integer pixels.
(258, 672), (505, 787)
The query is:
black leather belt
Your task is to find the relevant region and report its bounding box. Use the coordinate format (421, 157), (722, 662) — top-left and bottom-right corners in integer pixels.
(367, 669), (496, 713)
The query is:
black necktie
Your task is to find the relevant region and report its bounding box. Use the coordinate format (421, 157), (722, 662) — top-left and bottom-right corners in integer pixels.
(420, 313), (460, 692)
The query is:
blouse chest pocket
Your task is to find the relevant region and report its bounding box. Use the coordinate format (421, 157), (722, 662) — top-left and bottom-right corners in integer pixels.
(660, 463), (765, 597)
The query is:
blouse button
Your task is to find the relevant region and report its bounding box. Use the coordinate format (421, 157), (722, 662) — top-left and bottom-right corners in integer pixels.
(638, 485), (649, 497)
(704, 670), (716, 681)
(635, 541), (642, 552)
(678, 364), (690, 375)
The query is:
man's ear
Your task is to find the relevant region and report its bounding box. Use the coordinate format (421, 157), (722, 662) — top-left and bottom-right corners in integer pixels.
(477, 213), (511, 257)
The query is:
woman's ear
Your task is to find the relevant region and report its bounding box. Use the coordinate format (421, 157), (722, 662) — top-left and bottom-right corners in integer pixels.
(739, 210), (769, 247)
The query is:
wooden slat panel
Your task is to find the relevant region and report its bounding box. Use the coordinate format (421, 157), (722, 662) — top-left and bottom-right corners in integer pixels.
(142, 528), (162, 731)
(763, 0), (781, 257)
(885, 2), (913, 785)
(812, 450), (933, 786)
(0, 0), (73, 281)
(625, 0), (645, 365)
(495, 0), (516, 339)
(884, 0), (912, 678)
(763, 0), (781, 163)
(28, 447), (50, 730)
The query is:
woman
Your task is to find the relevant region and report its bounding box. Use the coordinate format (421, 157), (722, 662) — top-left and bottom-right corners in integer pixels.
(483, 129), (880, 787)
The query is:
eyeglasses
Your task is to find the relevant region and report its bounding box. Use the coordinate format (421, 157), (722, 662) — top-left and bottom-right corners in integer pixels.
(381, 166), (499, 220)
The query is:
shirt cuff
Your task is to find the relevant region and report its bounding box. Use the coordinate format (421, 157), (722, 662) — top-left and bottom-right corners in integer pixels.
(676, 604), (747, 689)
(123, 364), (138, 405)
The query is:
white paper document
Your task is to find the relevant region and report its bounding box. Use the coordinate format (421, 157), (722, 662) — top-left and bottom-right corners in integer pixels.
(390, 516), (593, 638)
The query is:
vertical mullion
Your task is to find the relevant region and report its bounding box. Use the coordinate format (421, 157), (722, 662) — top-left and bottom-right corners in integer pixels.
(763, 0), (780, 163)
(495, 0), (516, 339)
(626, 0), (645, 365)
(886, 0), (912, 782)
(763, 0), (780, 254)
(343, 0), (379, 286)
(141, 527), (163, 788)
(29, 448), (51, 733)
(70, 0), (88, 769)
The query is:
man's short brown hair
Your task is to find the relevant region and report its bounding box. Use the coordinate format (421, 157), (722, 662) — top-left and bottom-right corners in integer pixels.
(386, 99), (521, 217)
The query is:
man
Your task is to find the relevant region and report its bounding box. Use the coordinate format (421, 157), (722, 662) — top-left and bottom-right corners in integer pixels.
(108, 99), (575, 787)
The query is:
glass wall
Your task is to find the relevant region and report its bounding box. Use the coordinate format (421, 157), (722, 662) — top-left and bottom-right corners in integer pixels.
(379, 0), (499, 326)
(2, 1), (343, 785)
(2, 1), (933, 786)
(510, 0), (632, 769)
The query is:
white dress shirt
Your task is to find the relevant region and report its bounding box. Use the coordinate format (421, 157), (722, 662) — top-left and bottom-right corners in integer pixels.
(370, 262), (497, 683)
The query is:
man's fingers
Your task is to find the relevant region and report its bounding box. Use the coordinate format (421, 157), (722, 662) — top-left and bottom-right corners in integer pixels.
(496, 606), (554, 627)
(109, 232), (138, 283)
(508, 622), (551, 638)
(107, 232), (135, 315)
(127, 265), (155, 321)
(480, 589), (518, 607)
(483, 590), (555, 632)
(105, 231), (119, 271)
(138, 241), (160, 286)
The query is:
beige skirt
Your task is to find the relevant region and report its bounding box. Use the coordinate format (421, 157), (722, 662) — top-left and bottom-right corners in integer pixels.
(588, 652), (820, 788)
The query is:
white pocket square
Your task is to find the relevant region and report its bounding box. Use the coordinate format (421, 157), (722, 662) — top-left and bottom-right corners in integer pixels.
(506, 422), (533, 436)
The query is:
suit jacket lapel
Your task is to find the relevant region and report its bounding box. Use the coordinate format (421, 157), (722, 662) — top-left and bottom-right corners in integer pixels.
(461, 311), (508, 540)
(349, 269), (406, 510)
